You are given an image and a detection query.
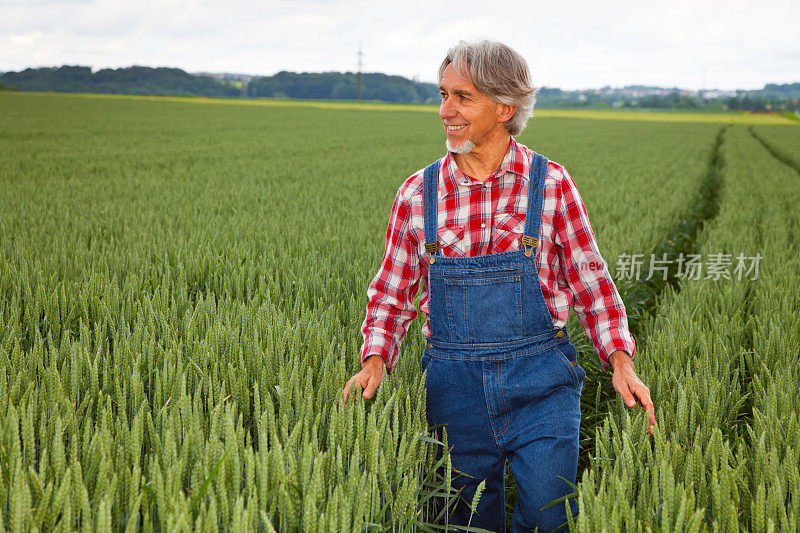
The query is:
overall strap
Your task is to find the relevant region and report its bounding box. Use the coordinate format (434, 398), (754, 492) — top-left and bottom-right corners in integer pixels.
(422, 159), (442, 263)
(521, 152), (549, 258)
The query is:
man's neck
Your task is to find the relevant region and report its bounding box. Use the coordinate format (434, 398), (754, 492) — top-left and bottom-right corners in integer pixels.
(452, 132), (512, 182)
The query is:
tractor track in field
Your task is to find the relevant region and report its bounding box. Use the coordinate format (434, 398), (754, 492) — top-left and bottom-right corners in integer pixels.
(748, 126), (800, 176)
(576, 125), (728, 475)
(731, 124), (800, 446)
(620, 125), (727, 346)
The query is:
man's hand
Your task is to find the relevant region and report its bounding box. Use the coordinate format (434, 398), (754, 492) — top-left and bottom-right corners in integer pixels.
(609, 350), (656, 434)
(342, 355), (385, 405)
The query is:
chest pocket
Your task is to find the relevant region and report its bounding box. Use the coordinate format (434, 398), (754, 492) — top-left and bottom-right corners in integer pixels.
(438, 224), (465, 257)
(439, 263), (525, 343)
(492, 213), (525, 253)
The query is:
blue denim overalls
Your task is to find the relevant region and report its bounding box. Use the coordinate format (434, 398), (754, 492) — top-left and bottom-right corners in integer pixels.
(421, 152), (586, 532)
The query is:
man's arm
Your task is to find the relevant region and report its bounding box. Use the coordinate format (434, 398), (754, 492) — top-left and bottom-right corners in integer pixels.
(555, 166), (654, 433)
(359, 186), (422, 374)
(609, 350), (634, 370)
(553, 166), (636, 370)
(343, 183), (422, 404)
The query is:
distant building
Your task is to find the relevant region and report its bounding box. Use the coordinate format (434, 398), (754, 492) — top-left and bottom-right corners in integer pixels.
(195, 72), (254, 82)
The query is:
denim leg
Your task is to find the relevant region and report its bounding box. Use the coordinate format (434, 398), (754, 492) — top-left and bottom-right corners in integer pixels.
(500, 348), (582, 533)
(507, 433), (579, 532)
(505, 387), (580, 531)
(424, 354), (508, 532)
(447, 448), (507, 532)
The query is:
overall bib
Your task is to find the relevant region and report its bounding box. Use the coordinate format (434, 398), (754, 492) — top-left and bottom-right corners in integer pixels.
(421, 152), (586, 532)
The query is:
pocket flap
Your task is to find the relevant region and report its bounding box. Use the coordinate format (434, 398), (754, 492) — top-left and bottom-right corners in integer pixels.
(495, 212), (525, 233)
(438, 224), (464, 247)
(437, 224), (464, 256)
(492, 213), (525, 252)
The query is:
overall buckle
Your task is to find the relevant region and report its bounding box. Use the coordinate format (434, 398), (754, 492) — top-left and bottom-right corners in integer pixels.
(521, 235), (539, 257)
(425, 242), (439, 264)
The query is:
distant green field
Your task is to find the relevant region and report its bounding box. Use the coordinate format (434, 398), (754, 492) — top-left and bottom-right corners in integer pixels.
(8, 90), (798, 125)
(1, 92), (798, 531)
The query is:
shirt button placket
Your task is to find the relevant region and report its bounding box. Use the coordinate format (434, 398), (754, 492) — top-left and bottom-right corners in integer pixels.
(482, 179), (491, 251)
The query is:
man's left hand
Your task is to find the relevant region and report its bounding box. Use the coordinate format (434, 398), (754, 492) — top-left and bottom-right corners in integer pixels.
(609, 350), (656, 434)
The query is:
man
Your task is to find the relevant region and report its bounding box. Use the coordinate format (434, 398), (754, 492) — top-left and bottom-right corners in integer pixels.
(342, 40), (656, 532)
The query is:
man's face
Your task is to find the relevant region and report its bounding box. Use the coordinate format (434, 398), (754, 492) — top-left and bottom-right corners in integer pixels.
(438, 62), (506, 154)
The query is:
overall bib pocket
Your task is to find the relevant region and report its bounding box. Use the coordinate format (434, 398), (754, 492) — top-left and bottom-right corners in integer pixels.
(440, 265), (524, 343)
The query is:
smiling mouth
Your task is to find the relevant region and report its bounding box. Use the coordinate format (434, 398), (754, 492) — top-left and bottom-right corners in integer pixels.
(446, 124), (467, 131)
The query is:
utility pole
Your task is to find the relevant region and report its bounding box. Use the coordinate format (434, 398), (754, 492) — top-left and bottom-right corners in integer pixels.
(357, 43), (363, 101)
(699, 67), (707, 99)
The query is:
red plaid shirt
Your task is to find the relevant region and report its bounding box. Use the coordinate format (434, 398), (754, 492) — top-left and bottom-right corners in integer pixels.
(360, 137), (635, 372)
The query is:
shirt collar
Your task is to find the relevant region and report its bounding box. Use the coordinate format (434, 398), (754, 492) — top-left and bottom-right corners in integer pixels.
(440, 137), (531, 200)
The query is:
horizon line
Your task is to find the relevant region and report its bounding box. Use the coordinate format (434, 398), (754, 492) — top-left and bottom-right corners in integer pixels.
(2, 63), (798, 94)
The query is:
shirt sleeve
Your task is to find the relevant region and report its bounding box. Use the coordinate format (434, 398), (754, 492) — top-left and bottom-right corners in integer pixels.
(554, 166), (636, 370)
(359, 185), (421, 374)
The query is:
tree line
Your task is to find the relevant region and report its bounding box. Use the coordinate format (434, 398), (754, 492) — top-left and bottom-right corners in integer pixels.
(1, 65), (797, 113)
(246, 71), (438, 103)
(0, 66), (438, 103)
(539, 85), (800, 113)
(0, 66), (242, 97)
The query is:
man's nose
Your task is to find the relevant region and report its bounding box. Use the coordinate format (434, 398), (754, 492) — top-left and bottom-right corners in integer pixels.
(440, 98), (455, 120)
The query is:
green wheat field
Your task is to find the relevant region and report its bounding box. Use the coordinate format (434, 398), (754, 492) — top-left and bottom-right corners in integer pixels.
(1, 92), (799, 531)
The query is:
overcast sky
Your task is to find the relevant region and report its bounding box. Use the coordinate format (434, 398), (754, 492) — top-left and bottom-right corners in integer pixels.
(2, 0), (798, 91)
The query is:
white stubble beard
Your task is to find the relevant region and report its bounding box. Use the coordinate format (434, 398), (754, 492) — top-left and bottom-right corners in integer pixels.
(446, 138), (475, 154)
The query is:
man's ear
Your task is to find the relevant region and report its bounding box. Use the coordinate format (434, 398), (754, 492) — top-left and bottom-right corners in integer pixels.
(497, 103), (516, 124)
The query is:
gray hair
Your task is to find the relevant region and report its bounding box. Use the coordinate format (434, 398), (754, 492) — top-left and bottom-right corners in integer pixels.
(438, 40), (537, 136)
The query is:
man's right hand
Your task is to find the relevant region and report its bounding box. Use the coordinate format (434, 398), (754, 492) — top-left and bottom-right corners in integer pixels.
(342, 355), (385, 405)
